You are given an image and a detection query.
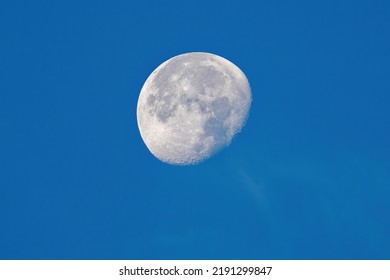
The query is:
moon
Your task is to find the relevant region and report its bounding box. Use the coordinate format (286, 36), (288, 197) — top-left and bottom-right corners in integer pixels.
(137, 52), (251, 165)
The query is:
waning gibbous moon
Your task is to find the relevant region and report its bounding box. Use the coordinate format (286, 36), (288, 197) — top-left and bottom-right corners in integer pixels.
(136, 52), (251, 165)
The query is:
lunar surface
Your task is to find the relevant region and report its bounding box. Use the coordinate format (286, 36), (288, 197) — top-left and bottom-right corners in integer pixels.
(137, 52), (251, 165)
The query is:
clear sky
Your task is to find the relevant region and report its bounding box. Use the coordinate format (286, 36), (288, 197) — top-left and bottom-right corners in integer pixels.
(0, 0), (389, 259)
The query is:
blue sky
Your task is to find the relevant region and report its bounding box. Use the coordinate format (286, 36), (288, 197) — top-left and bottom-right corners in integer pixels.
(0, 0), (389, 259)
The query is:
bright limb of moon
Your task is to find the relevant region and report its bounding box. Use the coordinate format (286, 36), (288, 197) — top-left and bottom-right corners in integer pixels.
(137, 52), (251, 165)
